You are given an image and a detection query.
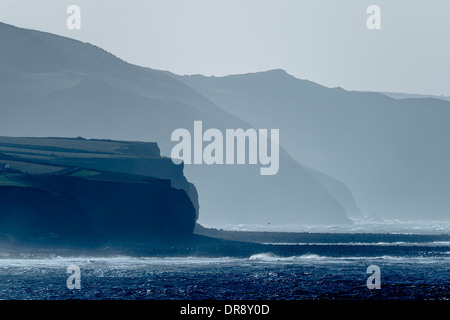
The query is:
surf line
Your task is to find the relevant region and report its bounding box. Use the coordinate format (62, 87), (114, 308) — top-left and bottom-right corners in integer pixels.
(171, 120), (280, 175)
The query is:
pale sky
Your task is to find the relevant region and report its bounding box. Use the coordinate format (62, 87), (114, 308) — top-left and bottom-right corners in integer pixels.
(1, 0), (449, 96)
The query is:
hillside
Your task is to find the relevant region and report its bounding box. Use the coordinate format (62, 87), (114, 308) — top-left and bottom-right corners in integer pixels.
(0, 22), (352, 226)
(175, 69), (450, 221)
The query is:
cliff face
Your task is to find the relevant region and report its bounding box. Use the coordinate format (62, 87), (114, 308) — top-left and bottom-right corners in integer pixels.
(48, 155), (200, 219)
(0, 173), (196, 245)
(28, 174), (197, 239)
(0, 136), (200, 220)
(0, 137), (198, 245)
(0, 186), (97, 244)
(0, 22), (352, 226)
(175, 70), (450, 221)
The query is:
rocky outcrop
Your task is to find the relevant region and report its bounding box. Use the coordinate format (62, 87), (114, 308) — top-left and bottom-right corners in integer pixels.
(0, 137), (198, 245)
(29, 173), (197, 239)
(0, 186), (97, 244)
(0, 136), (200, 220)
(0, 172), (196, 245)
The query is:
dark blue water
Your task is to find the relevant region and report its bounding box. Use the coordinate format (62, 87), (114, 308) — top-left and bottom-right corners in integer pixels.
(0, 253), (448, 300)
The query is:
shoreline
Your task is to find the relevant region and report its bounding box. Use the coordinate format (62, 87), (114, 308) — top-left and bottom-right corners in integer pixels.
(193, 224), (450, 244)
(0, 228), (449, 259)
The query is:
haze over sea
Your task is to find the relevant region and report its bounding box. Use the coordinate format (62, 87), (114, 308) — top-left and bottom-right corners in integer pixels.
(206, 219), (450, 234)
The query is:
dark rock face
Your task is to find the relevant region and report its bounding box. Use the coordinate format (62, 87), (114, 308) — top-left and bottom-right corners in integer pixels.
(38, 174), (197, 239)
(0, 186), (97, 244)
(0, 136), (199, 246)
(49, 155), (200, 220)
(0, 174), (196, 245)
(0, 137), (200, 221)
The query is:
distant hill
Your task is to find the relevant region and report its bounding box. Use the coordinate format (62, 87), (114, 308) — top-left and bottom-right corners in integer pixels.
(0, 22), (351, 226)
(174, 69), (450, 221)
(377, 92), (450, 103)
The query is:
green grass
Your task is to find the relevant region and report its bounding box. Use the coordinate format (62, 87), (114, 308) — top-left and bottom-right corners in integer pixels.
(0, 136), (128, 154)
(0, 160), (64, 174)
(0, 136), (160, 158)
(0, 174), (28, 187)
(69, 169), (101, 178)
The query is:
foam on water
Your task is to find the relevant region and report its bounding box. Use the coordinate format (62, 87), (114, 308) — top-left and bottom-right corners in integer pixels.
(0, 255), (246, 269)
(0, 247), (448, 270)
(248, 252), (450, 264)
(249, 253), (323, 262)
(0, 252), (448, 300)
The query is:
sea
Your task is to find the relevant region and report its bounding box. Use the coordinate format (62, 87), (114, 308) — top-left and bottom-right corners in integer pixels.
(0, 220), (448, 301)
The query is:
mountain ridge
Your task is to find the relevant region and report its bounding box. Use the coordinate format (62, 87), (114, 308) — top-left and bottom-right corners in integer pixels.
(174, 69), (450, 221)
(0, 21), (353, 226)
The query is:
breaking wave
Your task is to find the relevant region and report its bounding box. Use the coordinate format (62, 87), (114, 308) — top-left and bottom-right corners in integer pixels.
(248, 252), (450, 263)
(249, 253), (323, 262)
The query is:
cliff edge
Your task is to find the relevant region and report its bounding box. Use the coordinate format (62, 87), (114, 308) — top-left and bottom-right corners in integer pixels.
(0, 137), (197, 246)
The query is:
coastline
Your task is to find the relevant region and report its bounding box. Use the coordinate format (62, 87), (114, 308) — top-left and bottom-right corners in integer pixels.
(0, 226), (449, 260)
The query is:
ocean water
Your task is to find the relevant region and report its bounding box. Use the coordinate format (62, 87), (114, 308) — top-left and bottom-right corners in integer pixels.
(0, 247), (448, 300)
(208, 219), (450, 234)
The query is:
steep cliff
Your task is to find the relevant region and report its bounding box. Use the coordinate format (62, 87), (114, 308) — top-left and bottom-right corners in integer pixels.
(0, 137), (198, 245)
(0, 22), (351, 225)
(0, 186), (98, 244)
(0, 136), (199, 219)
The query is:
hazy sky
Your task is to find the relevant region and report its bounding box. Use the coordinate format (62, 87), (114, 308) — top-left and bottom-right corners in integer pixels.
(1, 0), (449, 96)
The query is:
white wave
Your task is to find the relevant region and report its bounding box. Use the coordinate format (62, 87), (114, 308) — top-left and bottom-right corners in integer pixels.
(0, 255), (246, 269)
(0, 254), (447, 272)
(249, 252), (330, 262)
(432, 241), (450, 246)
(249, 253), (281, 261)
(247, 252), (450, 265)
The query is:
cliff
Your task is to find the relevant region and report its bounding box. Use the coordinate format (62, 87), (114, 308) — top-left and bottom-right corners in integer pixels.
(0, 22), (352, 226)
(0, 137), (197, 246)
(175, 69), (450, 221)
(0, 186), (98, 245)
